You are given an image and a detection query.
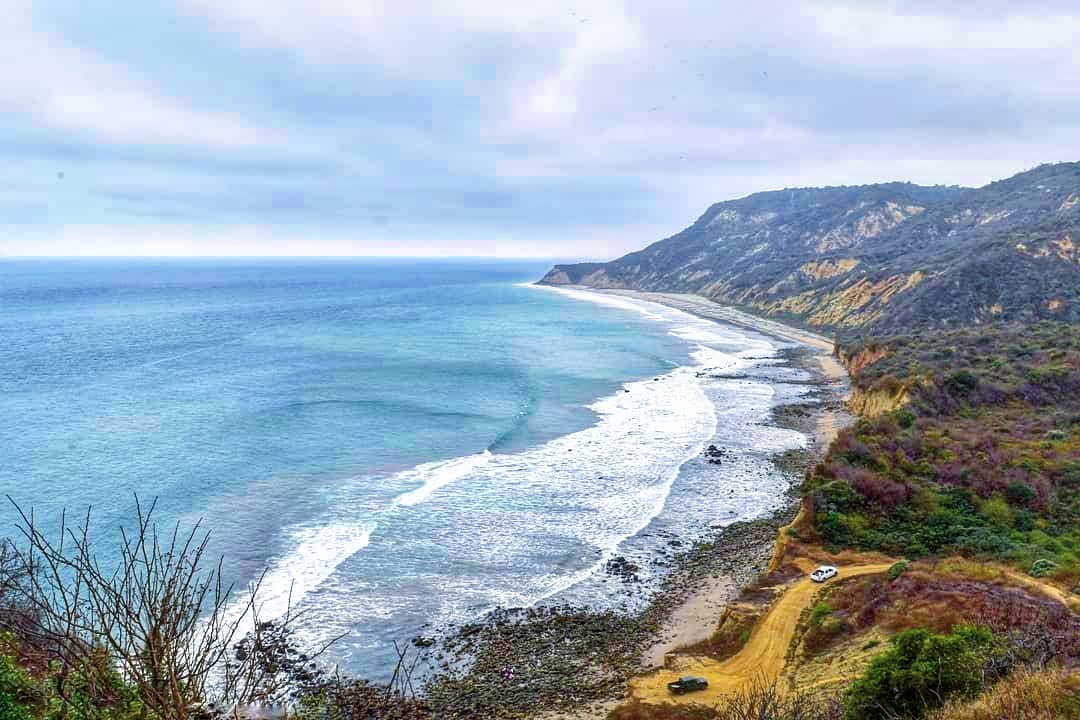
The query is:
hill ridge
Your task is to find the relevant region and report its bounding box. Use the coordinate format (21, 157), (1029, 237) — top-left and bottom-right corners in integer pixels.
(541, 162), (1080, 335)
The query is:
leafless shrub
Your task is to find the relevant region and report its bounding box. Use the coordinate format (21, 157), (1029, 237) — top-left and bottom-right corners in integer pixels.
(713, 679), (844, 720)
(5, 496), (335, 720)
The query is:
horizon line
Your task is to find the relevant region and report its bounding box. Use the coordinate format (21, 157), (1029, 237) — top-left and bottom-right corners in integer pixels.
(0, 255), (593, 262)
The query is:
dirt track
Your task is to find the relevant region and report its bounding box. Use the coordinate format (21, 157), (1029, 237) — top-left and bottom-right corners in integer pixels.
(627, 563), (894, 706)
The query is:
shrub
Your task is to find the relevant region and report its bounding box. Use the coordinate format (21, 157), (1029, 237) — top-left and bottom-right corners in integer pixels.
(980, 496), (1013, 527)
(887, 561), (909, 581)
(843, 625), (1005, 720)
(851, 471), (911, 510)
(1061, 461), (1080, 487)
(896, 409), (917, 429)
(0, 653), (35, 720)
(1029, 559), (1058, 578)
(945, 370), (979, 396)
(3, 499), (328, 720)
(808, 603), (833, 629)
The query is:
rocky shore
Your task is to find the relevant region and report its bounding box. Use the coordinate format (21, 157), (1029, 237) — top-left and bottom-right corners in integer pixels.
(414, 292), (851, 719)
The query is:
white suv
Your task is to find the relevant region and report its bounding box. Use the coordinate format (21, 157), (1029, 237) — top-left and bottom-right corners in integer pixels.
(810, 565), (838, 583)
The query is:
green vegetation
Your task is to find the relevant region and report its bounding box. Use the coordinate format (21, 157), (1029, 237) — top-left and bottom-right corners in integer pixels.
(0, 635), (147, 720)
(800, 322), (1079, 720)
(0, 650), (35, 720)
(887, 560), (909, 580)
(808, 602), (833, 628)
(808, 323), (1079, 585)
(843, 626), (1005, 720)
(0, 501), (338, 720)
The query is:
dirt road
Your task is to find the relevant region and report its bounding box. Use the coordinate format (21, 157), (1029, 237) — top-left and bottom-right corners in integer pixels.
(628, 563), (894, 706)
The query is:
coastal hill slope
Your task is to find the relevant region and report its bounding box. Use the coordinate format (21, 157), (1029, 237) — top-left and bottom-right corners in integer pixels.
(540, 162), (1080, 335)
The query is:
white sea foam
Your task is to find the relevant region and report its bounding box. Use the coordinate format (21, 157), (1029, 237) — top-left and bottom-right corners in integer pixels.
(534, 284), (775, 358)
(265, 348), (721, 639)
(393, 450), (494, 506)
(225, 521), (375, 636)
(400, 370), (708, 621)
(528, 284), (669, 322)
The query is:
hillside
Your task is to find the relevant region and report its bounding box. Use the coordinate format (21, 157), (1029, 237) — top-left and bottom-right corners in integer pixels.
(540, 163), (1080, 335)
(607, 321), (1078, 720)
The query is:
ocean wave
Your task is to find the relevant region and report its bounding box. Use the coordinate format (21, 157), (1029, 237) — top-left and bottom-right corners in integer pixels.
(276, 398), (494, 420)
(528, 284), (669, 322)
(327, 354), (720, 623)
(250, 353), (719, 635)
(225, 521), (375, 636)
(393, 450), (495, 506)
(533, 284), (775, 359)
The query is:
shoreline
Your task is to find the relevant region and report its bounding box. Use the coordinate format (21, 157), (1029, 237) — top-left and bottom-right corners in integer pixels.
(429, 287), (853, 718)
(594, 288), (851, 448)
(573, 291), (853, 717)
(630, 322), (851, 679)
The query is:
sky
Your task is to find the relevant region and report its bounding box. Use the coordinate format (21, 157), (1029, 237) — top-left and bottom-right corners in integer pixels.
(3, 1), (1079, 259)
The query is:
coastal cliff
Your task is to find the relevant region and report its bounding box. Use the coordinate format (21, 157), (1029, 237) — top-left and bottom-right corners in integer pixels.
(541, 163), (1080, 337)
(837, 345), (910, 416)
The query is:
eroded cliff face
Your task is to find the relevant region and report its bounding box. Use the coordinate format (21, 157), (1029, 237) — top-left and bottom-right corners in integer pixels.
(836, 345), (911, 416)
(540, 162), (1080, 336)
(847, 384), (909, 417)
(838, 346), (889, 377)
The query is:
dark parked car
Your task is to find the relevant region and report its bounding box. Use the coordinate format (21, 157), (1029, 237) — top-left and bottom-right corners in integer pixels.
(667, 676), (709, 694)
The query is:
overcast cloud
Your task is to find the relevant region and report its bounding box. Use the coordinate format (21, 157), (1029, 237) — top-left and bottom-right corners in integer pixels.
(3, 0), (1079, 257)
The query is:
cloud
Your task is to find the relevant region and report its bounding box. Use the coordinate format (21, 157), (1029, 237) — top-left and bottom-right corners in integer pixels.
(812, 2), (1080, 50)
(1, 1), (282, 149)
(3, 1), (1080, 257)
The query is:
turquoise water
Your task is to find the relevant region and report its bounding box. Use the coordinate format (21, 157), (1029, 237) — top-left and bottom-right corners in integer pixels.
(0, 259), (809, 676)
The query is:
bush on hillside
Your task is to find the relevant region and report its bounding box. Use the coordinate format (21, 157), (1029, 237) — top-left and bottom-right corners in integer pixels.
(843, 625), (1006, 720)
(0, 499), (335, 720)
(1028, 558), (1058, 578)
(0, 651), (35, 720)
(887, 561), (909, 580)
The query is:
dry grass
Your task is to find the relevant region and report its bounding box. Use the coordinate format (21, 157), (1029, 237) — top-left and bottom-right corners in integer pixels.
(927, 667), (1080, 720)
(931, 557), (1006, 583)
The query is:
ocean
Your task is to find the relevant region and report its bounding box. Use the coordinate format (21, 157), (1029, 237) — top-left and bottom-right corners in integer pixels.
(0, 258), (811, 676)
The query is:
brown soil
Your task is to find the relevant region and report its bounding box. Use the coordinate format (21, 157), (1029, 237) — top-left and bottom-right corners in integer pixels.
(625, 562), (894, 707)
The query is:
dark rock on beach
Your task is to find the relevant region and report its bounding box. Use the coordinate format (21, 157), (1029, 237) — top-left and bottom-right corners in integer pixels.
(605, 556), (642, 584)
(703, 444), (727, 464)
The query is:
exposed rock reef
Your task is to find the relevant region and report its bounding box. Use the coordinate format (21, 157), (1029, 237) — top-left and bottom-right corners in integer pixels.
(541, 163), (1080, 335)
